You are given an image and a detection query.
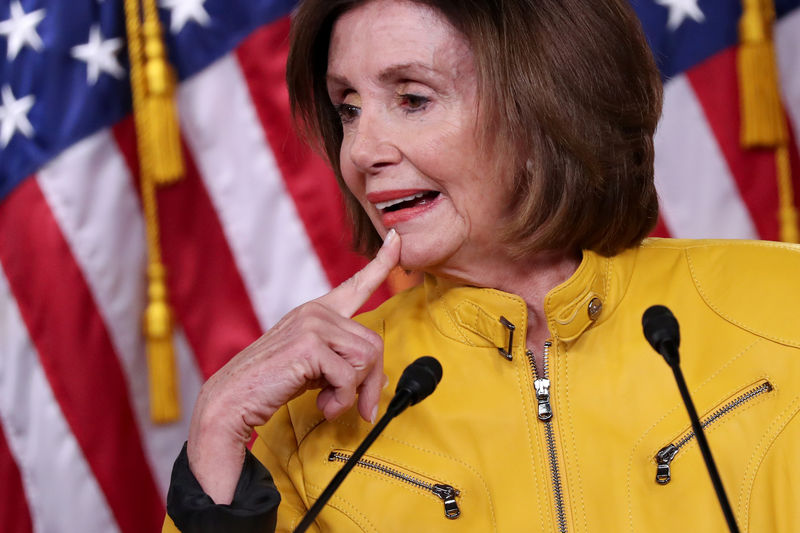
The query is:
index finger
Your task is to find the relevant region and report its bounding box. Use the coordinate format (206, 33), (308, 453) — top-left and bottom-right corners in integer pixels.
(317, 229), (401, 317)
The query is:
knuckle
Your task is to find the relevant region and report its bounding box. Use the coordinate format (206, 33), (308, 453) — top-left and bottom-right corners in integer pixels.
(347, 350), (370, 372)
(296, 301), (323, 319)
(340, 364), (357, 386)
(350, 346), (380, 376)
(288, 351), (314, 379)
(296, 333), (321, 355)
(366, 341), (382, 362)
(364, 330), (383, 352)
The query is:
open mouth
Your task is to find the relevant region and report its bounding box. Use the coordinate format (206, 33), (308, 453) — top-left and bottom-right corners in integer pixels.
(376, 191), (440, 212)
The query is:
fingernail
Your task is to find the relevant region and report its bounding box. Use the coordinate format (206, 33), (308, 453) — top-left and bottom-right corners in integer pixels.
(382, 374), (389, 389)
(383, 228), (397, 245)
(370, 405), (378, 424)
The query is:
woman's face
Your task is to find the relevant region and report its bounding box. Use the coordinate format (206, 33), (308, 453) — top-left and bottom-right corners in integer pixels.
(327, 0), (513, 278)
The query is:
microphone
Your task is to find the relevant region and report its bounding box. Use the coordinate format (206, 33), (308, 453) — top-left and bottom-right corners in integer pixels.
(387, 355), (443, 416)
(642, 304), (680, 367)
(293, 357), (443, 533)
(642, 305), (740, 533)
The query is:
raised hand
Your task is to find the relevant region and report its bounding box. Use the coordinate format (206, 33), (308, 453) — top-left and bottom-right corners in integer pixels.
(187, 230), (401, 503)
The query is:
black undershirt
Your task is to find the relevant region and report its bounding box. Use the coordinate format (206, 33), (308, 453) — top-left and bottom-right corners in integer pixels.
(166, 442), (280, 533)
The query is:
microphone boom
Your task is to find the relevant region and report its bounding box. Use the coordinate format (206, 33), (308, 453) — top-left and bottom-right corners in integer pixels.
(293, 356), (443, 533)
(642, 305), (740, 533)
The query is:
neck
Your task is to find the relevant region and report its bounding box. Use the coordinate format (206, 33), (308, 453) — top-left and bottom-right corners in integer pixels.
(433, 248), (581, 350)
(495, 250), (581, 351)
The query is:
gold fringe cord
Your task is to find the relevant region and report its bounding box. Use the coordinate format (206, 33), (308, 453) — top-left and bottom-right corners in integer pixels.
(124, 0), (181, 422)
(738, 0), (785, 147)
(777, 146), (799, 243)
(142, 18), (184, 184)
(737, 0), (798, 242)
(144, 264), (181, 422)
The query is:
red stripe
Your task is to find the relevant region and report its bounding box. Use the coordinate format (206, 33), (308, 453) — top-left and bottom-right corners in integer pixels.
(112, 119), (263, 378)
(649, 214), (672, 238)
(687, 47), (800, 241)
(0, 178), (163, 533)
(235, 17), (391, 311)
(0, 422), (33, 533)
(788, 122), (800, 225)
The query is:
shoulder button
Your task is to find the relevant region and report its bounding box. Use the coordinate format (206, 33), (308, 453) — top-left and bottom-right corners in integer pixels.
(587, 297), (603, 321)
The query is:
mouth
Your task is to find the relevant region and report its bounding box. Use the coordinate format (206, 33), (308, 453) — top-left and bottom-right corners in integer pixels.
(370, 190), (441, 213)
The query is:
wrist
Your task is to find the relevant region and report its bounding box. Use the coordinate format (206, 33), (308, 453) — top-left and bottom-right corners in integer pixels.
(187, 430), (247, 505)
(187, 393), (251, 504)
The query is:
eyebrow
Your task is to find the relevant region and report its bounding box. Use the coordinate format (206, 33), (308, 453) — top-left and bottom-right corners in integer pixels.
(377, 62), (441, 83)
(326, 61), (442, 88)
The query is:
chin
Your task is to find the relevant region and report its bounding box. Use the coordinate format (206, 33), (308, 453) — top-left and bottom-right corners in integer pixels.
(398, 248), (435, 272)
(398, 243), (455, 274)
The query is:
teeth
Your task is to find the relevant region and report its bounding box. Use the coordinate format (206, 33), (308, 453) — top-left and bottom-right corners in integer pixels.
(375, 192), (426, 210)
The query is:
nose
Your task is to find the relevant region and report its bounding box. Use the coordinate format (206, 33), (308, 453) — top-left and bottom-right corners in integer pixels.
(346, 107), (401, 173)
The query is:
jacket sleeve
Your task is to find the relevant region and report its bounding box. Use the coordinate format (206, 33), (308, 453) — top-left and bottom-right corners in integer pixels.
(163, 442), (280, 533)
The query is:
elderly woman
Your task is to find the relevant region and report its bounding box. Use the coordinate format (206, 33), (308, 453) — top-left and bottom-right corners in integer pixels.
(164, 0), (800, 531)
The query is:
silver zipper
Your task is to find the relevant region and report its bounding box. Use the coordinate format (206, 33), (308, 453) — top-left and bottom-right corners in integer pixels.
(328, 451), (461, 519)
(527, 341), (567, 533)
(654, 381), (773, 484)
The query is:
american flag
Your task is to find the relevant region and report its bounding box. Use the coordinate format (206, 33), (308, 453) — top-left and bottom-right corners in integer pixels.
(639, 0), (800, 240)
(0, 1), (797, 532)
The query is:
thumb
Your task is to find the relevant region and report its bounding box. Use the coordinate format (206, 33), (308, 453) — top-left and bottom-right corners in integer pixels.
(317, 229), (401, 317)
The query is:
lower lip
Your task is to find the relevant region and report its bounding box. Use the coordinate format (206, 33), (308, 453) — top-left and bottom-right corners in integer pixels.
(379, 194), (441, 227)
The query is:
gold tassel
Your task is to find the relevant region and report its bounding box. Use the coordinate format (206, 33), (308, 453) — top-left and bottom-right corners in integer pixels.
(737, 0), (785, 147)
(139, 178), (181, 423)
(144, 264), (181, 423)
(142, 20), (184, 184)
(123, 0), (181, 423)
(737, 0), (799, 242)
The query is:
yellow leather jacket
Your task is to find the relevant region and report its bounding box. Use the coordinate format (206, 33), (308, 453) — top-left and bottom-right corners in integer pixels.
(195, 239), (800, 532)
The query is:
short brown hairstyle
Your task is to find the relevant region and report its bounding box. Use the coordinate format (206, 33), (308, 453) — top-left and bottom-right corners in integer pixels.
(287, 0), (662, 258)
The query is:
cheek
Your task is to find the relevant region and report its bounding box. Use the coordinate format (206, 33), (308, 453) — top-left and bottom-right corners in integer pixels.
(339, 147), (361, 195)
(338, 158), (377, 223)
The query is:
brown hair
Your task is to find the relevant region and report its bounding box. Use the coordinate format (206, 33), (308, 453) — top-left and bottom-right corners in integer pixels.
(287, 0), (662, 258)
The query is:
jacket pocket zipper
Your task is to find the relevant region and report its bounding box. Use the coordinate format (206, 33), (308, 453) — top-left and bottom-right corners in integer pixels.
(328, 450), (461, 519)
(654, 379), (773, 485)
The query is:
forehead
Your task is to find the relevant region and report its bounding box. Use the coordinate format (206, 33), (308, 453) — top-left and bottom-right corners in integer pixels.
(327, 0), (473, 84)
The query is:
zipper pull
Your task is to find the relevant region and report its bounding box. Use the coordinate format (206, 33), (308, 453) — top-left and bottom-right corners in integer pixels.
(432, 484), (461, 519)
(534, 377), (552, 421)
(654, 443), (679, 484)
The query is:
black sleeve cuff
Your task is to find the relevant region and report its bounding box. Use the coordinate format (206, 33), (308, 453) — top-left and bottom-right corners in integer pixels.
(166, 442), (280, 533)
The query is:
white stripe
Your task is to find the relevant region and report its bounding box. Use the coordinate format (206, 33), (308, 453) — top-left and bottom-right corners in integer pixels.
(654, 75), (759, 239)
(0, 268), (119, 533)
(178, 54), (332, 330)
(776, 7), (800, 156)
(36, 131), (203, 497)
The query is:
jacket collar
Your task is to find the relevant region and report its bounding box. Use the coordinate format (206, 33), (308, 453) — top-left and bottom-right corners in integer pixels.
(424, 248), (637, 354)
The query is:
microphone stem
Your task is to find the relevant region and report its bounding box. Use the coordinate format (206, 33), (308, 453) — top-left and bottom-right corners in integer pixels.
(293, 390), (413, 533)
(670, 365), (740, 533)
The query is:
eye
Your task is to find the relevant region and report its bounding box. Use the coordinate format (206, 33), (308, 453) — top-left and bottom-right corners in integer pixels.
(334, 103), (360, 124)
(398, 93), (430, 113)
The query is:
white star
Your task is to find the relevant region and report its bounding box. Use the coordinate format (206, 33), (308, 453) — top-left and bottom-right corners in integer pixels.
(71, 25), (125, 86)
(0, 0), (46, 60)
(161, 0), (210, 34)
(0, 85), (35, 148)
(655, 0), (706, 31)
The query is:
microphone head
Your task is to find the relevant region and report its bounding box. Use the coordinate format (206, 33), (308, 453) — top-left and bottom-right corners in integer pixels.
(395, 356), (443, 406)
(642, 305), (681, 366)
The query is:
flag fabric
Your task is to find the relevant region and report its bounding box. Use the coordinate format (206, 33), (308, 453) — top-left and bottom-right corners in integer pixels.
(0, 1), (798, 532)
(636, 0), (800, 240)
(0, 2), (388, 532)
